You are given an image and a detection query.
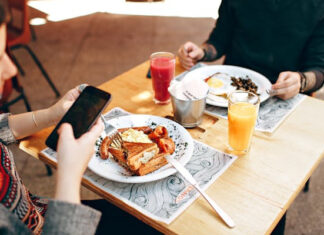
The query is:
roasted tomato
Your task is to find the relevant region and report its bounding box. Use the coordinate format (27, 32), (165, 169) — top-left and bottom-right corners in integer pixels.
(157, 138), (175, 154)
(148, 126), (168, 140)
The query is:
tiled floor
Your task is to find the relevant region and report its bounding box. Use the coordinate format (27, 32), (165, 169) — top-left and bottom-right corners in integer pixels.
(6, 2), (324, 234)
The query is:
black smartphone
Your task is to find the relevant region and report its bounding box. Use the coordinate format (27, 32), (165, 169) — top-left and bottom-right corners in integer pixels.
(146, 67), (151, 79)
(46, 86), (111, 151)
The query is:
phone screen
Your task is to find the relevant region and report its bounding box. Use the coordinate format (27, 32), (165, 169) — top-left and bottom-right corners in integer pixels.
(46, 86), (111, 150)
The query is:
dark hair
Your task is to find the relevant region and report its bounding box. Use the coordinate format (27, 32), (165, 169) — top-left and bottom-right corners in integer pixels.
(0, 0), (10, 25)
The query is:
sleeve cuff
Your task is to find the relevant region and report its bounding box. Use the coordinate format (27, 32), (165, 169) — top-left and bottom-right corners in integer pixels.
(42, 200), (101, 235)
(0, 113), (17, 144)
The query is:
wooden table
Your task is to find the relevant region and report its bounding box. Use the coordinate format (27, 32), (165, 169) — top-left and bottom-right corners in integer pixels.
(20, 60), (324, 234)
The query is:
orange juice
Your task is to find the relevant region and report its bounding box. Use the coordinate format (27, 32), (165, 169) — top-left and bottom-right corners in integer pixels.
(228, 102), (258, 152)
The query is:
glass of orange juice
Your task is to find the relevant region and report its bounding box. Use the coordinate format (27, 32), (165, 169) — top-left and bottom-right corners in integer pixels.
(228, 90), (260, 155)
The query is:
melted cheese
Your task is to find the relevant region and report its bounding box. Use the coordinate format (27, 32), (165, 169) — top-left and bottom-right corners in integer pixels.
(139, 150), (157, 164)
(121, 129), (152, 143)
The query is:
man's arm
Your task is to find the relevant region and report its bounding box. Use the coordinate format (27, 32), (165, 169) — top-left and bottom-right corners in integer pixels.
(178, 0), (233, 69)
(272, 16), (324, 99)
(203, 0), (234, 61)
(300, 17), (324, 93)
(200, 43), (218, 62)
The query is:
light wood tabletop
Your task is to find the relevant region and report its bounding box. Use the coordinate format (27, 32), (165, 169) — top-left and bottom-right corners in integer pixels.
(20, 60), (324, 234)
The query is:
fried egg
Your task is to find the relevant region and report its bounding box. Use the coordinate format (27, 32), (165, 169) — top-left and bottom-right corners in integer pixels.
(207, 77), (224, 89)
(205, 73), (235, 95)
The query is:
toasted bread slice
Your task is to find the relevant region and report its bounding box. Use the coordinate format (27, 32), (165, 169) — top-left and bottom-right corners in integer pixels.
(136, 152), (168, 176)
(125, 142), (159, 171)
(108, 141), (159, 173)
(108, 147), (127, 166)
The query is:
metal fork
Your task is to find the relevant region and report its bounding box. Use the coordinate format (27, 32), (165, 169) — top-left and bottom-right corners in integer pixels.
(265, 88), (277, 97)
(183, 90), (198, 100)
(101, 115), (125, 150)
(110, 132), (124, 149)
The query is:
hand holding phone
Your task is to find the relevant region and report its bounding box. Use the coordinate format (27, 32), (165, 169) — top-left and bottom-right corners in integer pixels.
(46, 86), (111, 150)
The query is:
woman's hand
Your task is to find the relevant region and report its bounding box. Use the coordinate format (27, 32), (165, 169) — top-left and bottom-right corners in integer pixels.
(272, 71), (301, 100)
(178, 41), (204, 70)
(48, 86), (82, 125)
(8, 85), (87, 140)
(55, 120), (104, 204)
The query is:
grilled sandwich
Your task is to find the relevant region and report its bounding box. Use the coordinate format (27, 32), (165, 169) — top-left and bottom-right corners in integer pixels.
(100, 125), (175, 176)
(108, 141), (167, 176)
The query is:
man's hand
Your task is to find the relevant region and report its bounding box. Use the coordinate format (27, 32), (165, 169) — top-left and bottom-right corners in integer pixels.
(178, 41), (204, 70)
(55, 120), (104, 203)
(272, 71), (301, 100)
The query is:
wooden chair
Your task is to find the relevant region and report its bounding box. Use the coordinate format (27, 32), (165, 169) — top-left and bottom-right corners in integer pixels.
(6, 0), (60, 97)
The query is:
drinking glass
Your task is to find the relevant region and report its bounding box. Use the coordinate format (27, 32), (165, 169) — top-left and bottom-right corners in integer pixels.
(227, 90), (260, 155)
(150, 52), (175, 104)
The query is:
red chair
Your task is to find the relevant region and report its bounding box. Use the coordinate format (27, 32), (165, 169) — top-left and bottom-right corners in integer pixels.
(6, 0), (60, 97)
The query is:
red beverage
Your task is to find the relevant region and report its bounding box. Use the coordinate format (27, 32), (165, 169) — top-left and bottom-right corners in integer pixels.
(150, 52), (175, 104)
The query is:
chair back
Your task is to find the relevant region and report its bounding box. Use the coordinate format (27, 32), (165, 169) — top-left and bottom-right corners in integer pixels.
(0, 48), (23, 110)
(7, 0), (31, 47)
(0, 80), (13, 108)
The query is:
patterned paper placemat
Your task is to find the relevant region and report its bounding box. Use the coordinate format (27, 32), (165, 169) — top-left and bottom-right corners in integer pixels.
(205, 95), (306, 133)
(175, 63), (306, 133)
(41, 108), (236, 224)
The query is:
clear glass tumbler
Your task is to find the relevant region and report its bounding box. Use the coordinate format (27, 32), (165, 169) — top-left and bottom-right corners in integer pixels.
(150, 52), (175, 104)
(227, 90), (260, 155)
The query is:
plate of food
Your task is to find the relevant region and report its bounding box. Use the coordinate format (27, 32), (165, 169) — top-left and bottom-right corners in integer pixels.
(88, 114), (194, 183)
(183, 65), (272, 107)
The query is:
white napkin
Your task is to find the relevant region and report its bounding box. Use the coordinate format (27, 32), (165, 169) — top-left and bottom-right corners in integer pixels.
(169, 78), (209, 100)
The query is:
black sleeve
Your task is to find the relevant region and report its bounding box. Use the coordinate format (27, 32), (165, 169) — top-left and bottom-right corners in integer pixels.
(206, 0), (234, 59)
(300, 17), (324, 93)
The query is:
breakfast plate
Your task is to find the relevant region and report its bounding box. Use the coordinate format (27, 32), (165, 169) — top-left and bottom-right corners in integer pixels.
(183, 65), (272, 107)
(88, 114), (194, 183)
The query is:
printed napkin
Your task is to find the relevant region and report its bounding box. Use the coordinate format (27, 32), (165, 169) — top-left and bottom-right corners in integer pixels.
(175, 63), (306, 133)
(41, 107), (236, 224)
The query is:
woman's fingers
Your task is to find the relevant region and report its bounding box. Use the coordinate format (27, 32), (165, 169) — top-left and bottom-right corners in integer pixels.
(69, 87), (81, 100)
(79, 119), (104, 145)
(57, 123), (74, 139)
(77, 84), (88, 93)
(57, 123), (75, 152)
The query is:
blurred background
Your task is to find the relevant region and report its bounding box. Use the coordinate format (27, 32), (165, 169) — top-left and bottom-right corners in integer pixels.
(6, 0), (324, 234)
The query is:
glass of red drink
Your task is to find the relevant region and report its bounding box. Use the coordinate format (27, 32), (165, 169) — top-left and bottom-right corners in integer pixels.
(150, 52), (175, 104)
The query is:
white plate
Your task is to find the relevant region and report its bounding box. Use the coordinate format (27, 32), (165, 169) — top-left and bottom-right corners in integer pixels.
(88, 114), (193, 183)
(183, 65), (272, 107)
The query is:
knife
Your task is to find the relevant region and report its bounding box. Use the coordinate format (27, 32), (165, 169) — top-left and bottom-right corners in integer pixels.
(166, 155), (236, 228)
